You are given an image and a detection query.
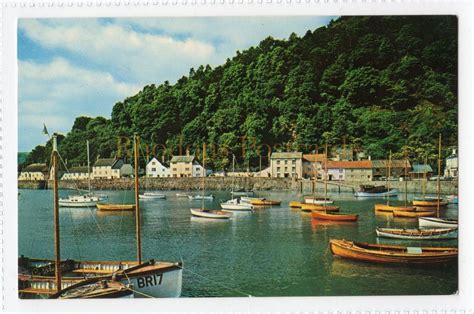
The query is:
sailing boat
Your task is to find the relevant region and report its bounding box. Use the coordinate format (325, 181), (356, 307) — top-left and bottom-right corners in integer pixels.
(190, 144), (230, 219)
(19, 135), (183, 298)
(221, 154), (253, 212)
(59, 140), (107, 207)
(139, 154), (166, 200)
(19, 135), (134, 299)
(375, 153), (415, 212)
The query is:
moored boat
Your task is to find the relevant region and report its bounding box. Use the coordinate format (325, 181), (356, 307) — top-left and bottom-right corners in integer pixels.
(311, 211), (358, 221)
(220, 198), (253, 211)
(289, 201), (305, 208)
(50, 279), (133, 299)
(96, 204), (136, 211)
(304, 197), (334, 205)
(300, 204), (339, 212)
(392, 210), (436, 218)
(59, 195), (99, 208)
(412, 198), (449, 207)
(188, 195), (214, 200)
(329, 239), (458, 265)
(241, 198), (281, 206)
(375, 227), (458, 240)
(354, 185), (398, 197)
(374, 204), (415, 212)
(139, 192), (166, 199)
(190, 208), (231, 219)
(231, 191), (254, 197)
(418, 217), (458, 228)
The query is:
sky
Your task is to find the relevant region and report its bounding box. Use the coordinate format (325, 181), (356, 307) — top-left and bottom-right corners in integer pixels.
(18, 16), (335, 152)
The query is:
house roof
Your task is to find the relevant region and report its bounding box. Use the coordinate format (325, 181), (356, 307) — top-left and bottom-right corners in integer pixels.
(68, 166), (89, 173)
(111, 159), (124, 170)
(23, 163), (49, 172)
(372, 160), (411, 168)
(271, 152), (303, 159)
(326, 160), (373, 169)
(303, 154), (326, 163)
(411, 164), (433, 173)
(170, 156), (194, 163)
(147, 157), (169, 168)
(93, 158), (116, 167)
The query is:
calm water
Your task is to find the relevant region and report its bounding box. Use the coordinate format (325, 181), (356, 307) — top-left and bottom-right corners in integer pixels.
(18, 189), (458, 297)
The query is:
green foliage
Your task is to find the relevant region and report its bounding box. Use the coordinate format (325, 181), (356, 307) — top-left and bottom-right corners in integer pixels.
(25, 16), (458, 168)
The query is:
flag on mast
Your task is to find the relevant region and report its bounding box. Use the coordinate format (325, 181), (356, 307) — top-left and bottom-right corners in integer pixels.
(42, 123), (50, 137)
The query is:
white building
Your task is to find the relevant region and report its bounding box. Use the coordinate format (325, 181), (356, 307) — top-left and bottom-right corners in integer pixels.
(18, 163), (49, 181)
(192, 162), (206, 177)
(92, 158), (132, 179)
(146, 157), (170, 178)
(61, 166), (90, 180)
(444, 149), (458, 178)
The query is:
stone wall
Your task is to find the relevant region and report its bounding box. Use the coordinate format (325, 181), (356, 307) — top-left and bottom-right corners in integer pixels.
(19, 177), (458, 195)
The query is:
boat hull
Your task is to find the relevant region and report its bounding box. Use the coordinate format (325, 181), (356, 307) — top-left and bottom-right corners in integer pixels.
(59, 200), (98, 207)
(96, 204), (136, 211)
(304, 199), (334, 205)
(312, 211), (358, 221)
(354, 189), (399, 197)
(139, 194), (166, 199)
(188, 195), (214, 200)
(18, 259), (183, 298)
(300, 204), (339, 212)
(393, 210), (436, 218)
(376, 227), (458, 240)
(190, 208), (230, 219)
(412, 200), (449, 207)
(329, 239), (458, 265)
(418, 217), (458, 228)
(374, 204), (415, 212)
(289, 201), (305, 208)
(220, 203), (253, 211)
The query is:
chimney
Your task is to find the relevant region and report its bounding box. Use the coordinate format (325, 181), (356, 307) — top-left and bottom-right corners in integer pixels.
(453, 148), (457, 155)
(186, 149), (190, 156)
(368, 155), (371, 160)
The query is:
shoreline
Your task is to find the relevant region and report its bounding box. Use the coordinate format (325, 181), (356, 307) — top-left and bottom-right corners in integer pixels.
(17, 177), (458, 195)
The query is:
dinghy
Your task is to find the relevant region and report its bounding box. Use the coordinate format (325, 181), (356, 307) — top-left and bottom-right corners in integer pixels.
(393, 210), (435, 218)
(374, 204), (415, 212)
(220, 198), (253, 211)
(376, 227), (458, 240)
(300, 204), (339, 212)
(190, 208), (231, 219)
(96, 204), (136, 211)
(418, 217), (458, 228)
(139, 192), (166, 199)
(312, 211), (358, 221)
(188, 195), (214, 200)
(329, 239), (458, 265)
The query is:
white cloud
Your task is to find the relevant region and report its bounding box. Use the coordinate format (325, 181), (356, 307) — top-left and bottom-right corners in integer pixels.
(18, 58), (140, 151)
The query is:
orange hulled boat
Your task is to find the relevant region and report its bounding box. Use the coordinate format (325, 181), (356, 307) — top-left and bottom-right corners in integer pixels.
(392, 210), (436, 218)
(300, 203), (339, 212)
(312, 211), (358, 221)
(329, 239), (458, 265)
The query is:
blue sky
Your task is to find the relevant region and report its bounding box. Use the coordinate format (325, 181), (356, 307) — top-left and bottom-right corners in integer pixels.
(18, 16), (335, 152)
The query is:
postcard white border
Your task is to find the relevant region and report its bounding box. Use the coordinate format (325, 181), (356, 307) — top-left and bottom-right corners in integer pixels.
(1, 0), (473, 312)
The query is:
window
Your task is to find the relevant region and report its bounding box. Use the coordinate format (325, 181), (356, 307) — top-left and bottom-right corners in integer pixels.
(284, 160), (288, 165)
(152, 168), (156, 172)
(339, 169), (343, 173)
(152, 161), (156, 165)
(277, 167), (280, 172)
(292, 160), (296, 164)
(185, 167), (190, 171)
(172, 168), (177, 171)
(277, 160), (281, 165)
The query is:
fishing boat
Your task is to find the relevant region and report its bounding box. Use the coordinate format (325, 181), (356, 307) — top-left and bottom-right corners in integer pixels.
(311, 211), (358, 221)
(96, 204), (136, 211)
(375, 227), (458, 240)
(329, 239), (458, 265)
(374, 204), (415, 212)
(190, 208), (231, 219)
(19, 135), (183, 299)
(188, 195), (214, 200)
(354, 185), (398, 197)
(392, 210), (436, 218)
(418, 217), (458, 228)
(301, 203), (339, 212)
(289, 201), (305, 208)
(221, 198), (253, 211)
(139, 192), (166, 199)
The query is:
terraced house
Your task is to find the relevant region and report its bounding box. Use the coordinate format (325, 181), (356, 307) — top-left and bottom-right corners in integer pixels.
(18, 163), (49, 181)
(326, 160), (373, 181)
(270, 152), (303, 178)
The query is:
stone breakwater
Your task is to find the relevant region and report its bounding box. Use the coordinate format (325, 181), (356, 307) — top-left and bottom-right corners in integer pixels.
(18, 177), (458, 195)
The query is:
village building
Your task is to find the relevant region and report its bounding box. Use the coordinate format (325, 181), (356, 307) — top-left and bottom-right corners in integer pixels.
(92, 158), (133, 179)
(444, 149), (458, 178)
(255, 167), (271, 178)
(170, 156), (194, 177)
(192, 161), (206, 177)
(326, 160), (373, 181)
(270, 152), (303, 178)
(410, 164), (433, 180)
(146, 157), (170, 178)
(302, 154), (326, 179)
(61, 166), (90, 180)
(18, 163), (49, 181)
(371, 160), (411, 179)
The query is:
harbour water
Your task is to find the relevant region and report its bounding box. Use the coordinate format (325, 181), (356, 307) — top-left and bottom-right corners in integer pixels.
(18, 189), (458, 297)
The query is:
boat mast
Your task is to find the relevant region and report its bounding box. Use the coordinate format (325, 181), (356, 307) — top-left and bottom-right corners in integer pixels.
(202, 144), (206, 209)
(386, 151), (392, 205)
(422, 154), (428, 198)
(134, 134), (142, 264)
(86, 140), (91, 193)
(437, 133), (442, 217)
(324, 143), (328, 208)
(231, 154), (235, 199)
(52, 135), (61, 292)
(404, 150), (408, 208)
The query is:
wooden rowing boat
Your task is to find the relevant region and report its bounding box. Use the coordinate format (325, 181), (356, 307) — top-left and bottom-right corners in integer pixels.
(329, 239), (458, 265)
(374, 204), (415, 212)
(96, 204), (136, 211)
(412, 198), (449, 207)
(376, 227), (458, 240)
(242, 198), (281, 206)
(190, 208), (231, 219)
(300, 204), (339, 212)
(311, 211), (358, 221)
(418, 217), (458, 228)
(289, 201), (305, 208)
(304, 197), (334, 205)
(393, 210), (436, 218)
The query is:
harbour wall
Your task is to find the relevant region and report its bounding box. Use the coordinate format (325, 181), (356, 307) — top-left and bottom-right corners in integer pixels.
(18, 177), (458, 195)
